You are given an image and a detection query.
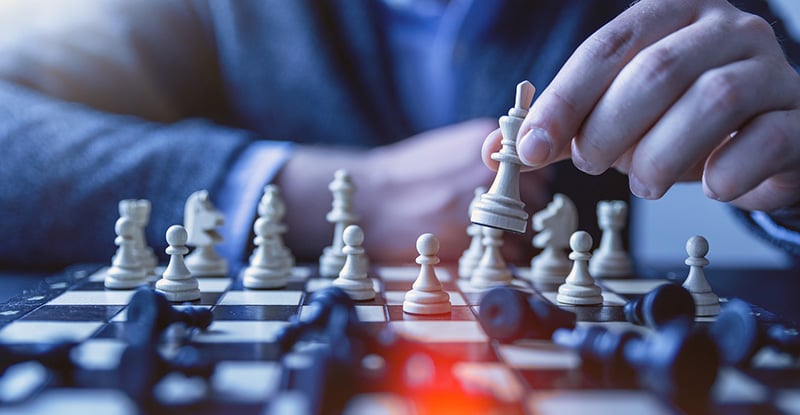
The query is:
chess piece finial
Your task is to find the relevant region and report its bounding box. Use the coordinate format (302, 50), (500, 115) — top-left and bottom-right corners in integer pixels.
(404, 233), (451, 315)
(529, 194), (577, 289)
(105, 217), (148, 289)
(183, 190), (228, 277)
(556, 231), (603, 305)
(332, 225), (375, 300)
(458, 186), (487, 279)
(589, 200), (633, 278)
(155, 225), (201, 302)
(682, 235), (719, 316)
(320, 169), (360, 277)
(470, 80), (536, 234)
(470, 227), (513, 289)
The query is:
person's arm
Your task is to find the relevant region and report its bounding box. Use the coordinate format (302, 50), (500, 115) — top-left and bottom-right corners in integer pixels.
(0, 0), (288, 269)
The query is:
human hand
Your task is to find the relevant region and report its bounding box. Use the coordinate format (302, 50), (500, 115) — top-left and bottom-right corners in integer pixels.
(358, 119), (549, 263)
(279, 118), (549, 264)
(485, 0), (800, 212)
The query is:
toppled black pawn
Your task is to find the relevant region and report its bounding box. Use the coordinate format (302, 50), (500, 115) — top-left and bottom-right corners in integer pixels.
(126, 287), (213, 345)
(276, 286), (359, 356)
(554, 320), (719, 409)
(711, 298), (800, 366)
(624, 284), (695, 328)
(479, 286), (576, 343)
(119, 344), (214, 408)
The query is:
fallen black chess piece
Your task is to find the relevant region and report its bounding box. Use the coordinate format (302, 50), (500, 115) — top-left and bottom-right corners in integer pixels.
(125, 287), (213, 345)
(118, 343), (215, 412)
(478, 286), (576, 343)
(624, 284), (696, 329)
(553, 319), (719, 411)
(710, 298), (800, 367)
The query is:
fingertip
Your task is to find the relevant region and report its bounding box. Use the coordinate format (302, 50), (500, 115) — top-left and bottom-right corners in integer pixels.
(517, 127), (553, 166)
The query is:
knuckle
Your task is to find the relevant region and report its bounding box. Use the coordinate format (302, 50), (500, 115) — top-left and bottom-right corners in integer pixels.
(734, 13), (774, 38)
(630, 45), (680, 85)
(584, 26), (637, 63)
(696, 70), (745, 114)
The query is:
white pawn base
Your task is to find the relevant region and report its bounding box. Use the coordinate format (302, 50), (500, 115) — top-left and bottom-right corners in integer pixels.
(403, 290), (451, 315)
(556, 284), (603, 306)
(104, 268), (147, 290)
(692, 292), (720, 317)
(332, 278), (375, 301)
(155, 279), (200, 302)
(470, 268), (512, 290)
(242, 267), (290, 289)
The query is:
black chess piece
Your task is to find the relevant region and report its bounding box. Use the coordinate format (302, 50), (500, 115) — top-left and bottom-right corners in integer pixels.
(275, 286), (360, 355)
(554, 319), (719, 409)
(479, 286), (576, 343)
(126, 287), (213, 345)
(118, 343), (214, 409)
(710, 298), (800, 366)
(624, 284), (695, 328)
(0, 342), (75, 382)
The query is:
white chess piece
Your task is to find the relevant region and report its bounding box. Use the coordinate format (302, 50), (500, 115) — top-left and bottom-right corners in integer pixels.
(529, 194), (577, 289)
(470, 81), (535, 234)
(404, 233), (451, 315)
(682, 235), (720, 316)
(470, 227), (513, 289)
(105, 217), (148, 289)
(458, 186), (487, 279)
(119, 199), (157, 276)
(155, 225), (201, 302)
(320, 170), (360, 278)
(557, 231), (603, 306)
(332, 225), (375, 301)
(258, 185), (295, 268)
(589, 200), (633, 278)
(184, 190), (228, 277)
(243, 217), (292, 289)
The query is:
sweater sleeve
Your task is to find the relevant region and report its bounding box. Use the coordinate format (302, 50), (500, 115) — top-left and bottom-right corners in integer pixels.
(0, 1), (289, 269)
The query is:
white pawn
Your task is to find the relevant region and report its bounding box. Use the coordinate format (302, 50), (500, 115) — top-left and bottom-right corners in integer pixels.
(243, 217), (292, 289)
(404, 233), (451, 315)
(557, 231), (603, 306)
(332, 225), (375, 301)
(458, 187), (486, 279)
(105, 217), (148, 289)
(320, 170), (359, 278)
(470, 227), (513, 289)
(258, 185), (295, 268)
(529, 194), (577, 289)
(589, 200), (633, 278)
(682, 235), (720, 316)
(155, 225), (201, 302)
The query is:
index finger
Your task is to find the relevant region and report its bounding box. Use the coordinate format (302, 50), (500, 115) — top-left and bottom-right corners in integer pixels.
(516, 0), (702, 167)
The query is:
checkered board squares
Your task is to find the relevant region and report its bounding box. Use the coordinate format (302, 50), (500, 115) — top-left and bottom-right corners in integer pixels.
(0, 263), (797, 415)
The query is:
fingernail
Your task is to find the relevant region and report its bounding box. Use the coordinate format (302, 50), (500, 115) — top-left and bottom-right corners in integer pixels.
(703, 184), (720, 201)
(571, 146), (602, 175)
(518, 128), (551, 166)
(629, 173), (652, 199)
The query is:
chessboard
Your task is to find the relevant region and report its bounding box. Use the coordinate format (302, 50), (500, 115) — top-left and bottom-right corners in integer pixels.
(0, 262), (798, 415)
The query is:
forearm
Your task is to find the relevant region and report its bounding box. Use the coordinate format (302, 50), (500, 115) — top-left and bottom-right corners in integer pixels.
(0, 81), (250, 269)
